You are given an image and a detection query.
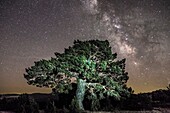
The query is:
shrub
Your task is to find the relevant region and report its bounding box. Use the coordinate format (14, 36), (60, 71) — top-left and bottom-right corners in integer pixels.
(16, 94), (39, 113)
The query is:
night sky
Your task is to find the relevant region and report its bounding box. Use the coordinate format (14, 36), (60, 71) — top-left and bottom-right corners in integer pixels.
(0, 0), (170, 94)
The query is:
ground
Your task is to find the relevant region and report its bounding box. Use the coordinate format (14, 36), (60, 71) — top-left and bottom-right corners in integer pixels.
(1, 108), (170, 113)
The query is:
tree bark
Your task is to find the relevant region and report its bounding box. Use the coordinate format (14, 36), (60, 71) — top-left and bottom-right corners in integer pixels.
(76, 78), (86, 110)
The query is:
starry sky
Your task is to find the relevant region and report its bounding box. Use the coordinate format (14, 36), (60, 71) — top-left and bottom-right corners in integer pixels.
(0, 0), (170, 94)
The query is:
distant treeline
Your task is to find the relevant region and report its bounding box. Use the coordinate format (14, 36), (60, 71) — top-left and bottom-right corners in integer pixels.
(0, 89), (170, 112)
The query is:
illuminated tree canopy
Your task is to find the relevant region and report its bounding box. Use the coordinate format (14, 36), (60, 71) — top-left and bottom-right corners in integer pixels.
(24, 40), (131, 111)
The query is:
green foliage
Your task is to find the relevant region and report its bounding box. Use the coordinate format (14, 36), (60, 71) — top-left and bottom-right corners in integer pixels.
(24, 40), (131, 111)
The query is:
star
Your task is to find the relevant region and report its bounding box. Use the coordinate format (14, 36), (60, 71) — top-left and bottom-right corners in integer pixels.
(0, 0), (169, 94)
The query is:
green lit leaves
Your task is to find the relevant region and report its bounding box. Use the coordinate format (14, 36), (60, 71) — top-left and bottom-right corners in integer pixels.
(112, 65), (122, 74)
(106, 90), (121, 100)
(100, 61), (107, 71)
(24, 59), (57, 87)
(24, 39), (131, 107)
(56, 82), (73, 94)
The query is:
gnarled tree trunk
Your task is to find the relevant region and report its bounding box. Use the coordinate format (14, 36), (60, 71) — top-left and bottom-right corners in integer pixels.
(76, 78), (86, 110)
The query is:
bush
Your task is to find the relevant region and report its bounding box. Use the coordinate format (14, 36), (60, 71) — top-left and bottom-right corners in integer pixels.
(16, 94), (39, 113)
(45, 99), (56, 113)
(121, 94), (153, 110)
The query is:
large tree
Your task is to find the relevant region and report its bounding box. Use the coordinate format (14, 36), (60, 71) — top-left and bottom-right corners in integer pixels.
(24, 40), (131, 111)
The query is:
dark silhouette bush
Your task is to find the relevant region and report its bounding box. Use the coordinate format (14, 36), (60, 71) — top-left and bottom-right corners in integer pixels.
(16, 94), (39, 113)
(45, 99), (57, 113)
(120, 94), (153, 110)
(0, 97), (8, 111)
(0, 97), (18, 111)
(2, 88), (170, 112)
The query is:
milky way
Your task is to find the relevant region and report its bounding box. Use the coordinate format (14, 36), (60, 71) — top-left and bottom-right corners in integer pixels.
(0, 0), (170, 93)
(81, 0), (170, 93)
